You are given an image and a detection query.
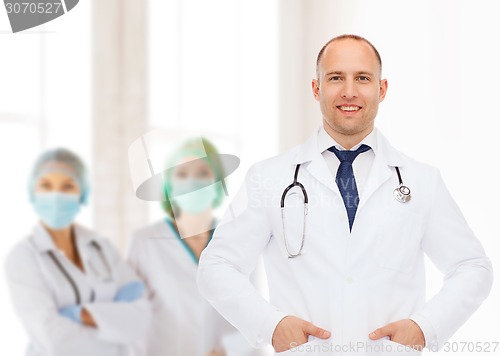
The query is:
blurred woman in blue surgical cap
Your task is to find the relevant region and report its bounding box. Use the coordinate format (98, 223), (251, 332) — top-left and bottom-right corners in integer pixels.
(128, 137), (265, 356)
(4, 148), (151, 356)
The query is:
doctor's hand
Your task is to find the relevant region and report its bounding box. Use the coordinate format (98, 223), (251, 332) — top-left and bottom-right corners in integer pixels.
(205, 348), (225, 356)
(272, 316), (331, 353)
(58, 305), (97, 327)
(114, 281), (146, 302)
(58, 305), (82, 323)
(369, 319), (425, 351)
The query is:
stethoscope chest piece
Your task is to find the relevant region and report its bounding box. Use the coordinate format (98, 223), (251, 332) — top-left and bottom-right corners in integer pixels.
(394, 185), (411, 203)
(393, 166), (411, 203)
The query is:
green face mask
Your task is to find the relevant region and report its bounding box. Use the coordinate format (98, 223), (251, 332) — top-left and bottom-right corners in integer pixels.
(170, 178), (217, 214)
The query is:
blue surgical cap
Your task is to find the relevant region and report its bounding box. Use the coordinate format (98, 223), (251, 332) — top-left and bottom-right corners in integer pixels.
(28, 148), (90, 204)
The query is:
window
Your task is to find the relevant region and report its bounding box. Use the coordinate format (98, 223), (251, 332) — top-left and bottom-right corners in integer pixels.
(147, 0), (279, 221)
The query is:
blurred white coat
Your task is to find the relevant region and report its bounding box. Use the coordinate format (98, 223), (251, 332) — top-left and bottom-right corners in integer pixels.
(5, 223), (151, 356)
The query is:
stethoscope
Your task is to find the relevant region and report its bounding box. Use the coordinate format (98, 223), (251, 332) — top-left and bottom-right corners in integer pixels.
(47, 241), (113, 304)
(280, 164), (411, 258)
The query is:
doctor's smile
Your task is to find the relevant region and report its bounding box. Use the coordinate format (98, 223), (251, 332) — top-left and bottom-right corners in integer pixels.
(337, 104), (362, 114)
(197, 34), (492, 355)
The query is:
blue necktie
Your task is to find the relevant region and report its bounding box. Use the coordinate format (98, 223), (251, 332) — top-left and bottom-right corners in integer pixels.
(328, 144), (371, 232)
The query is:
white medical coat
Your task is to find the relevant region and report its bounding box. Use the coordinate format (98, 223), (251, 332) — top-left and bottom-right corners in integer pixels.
(197, 127), (493, 355)
(128, 219), (266, 356)
(5, 223), (151, 356)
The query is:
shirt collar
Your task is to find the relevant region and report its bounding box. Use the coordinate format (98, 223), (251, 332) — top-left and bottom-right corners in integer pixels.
(318, 125), (378, 154)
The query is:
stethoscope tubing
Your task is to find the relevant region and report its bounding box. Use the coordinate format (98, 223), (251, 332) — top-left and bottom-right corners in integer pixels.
(48, 250), (82, 305)
(281, 164), (411, 257)
(48, 241), (112, 305)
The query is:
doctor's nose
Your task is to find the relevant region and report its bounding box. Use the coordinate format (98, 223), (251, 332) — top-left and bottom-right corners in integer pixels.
(341, 80), (358, 99)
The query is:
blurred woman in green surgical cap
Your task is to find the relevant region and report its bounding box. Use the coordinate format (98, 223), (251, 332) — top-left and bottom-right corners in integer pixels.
(161, 137), (226, 247)
(128, 137), (265, 356)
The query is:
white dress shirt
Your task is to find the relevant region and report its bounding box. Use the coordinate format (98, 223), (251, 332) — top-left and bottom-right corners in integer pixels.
(317, 126), (377, 198)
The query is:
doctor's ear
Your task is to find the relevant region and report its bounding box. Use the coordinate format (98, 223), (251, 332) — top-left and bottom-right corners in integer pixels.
(312, 79), (320, 100)
(378, 79), (388, 102)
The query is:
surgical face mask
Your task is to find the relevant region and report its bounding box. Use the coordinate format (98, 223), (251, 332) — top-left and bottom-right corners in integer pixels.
(33, 192), (81, 229)
(170, 178), (217, 214)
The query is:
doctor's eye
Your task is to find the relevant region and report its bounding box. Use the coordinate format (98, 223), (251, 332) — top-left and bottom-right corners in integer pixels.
(328, 76), (342, 81)
(37, 181), (53, 191)
(196, 168), (213, 179)
(61, 182), (77, 191)
(357, 76), (370, 82)
(173, 170), (188, 179)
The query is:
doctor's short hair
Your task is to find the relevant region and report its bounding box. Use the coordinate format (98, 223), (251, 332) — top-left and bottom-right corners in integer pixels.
(316, 34), (382, 79)
(161, 137), (226, 218)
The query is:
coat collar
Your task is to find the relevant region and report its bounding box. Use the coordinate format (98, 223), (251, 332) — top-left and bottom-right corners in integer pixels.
(31, 223), (97, 253)
(290, 126), (409, 209)
(291, 126), (407, 167)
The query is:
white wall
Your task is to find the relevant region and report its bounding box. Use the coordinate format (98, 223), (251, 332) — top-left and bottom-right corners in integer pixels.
(147, 0), (279, 223)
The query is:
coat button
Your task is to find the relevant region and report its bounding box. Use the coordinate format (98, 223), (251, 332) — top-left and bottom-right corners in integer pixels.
(346, 276), (353, 284)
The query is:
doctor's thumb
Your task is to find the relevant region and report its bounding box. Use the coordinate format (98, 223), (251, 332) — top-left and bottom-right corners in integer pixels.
(304, 322), (331, 339)
(369, 325), (391, 340)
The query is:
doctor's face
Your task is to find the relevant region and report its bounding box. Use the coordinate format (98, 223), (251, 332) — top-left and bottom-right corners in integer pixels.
(312, 39), (388, 139)
(35, 172), (80, 195)
(172, 156), (214, 181)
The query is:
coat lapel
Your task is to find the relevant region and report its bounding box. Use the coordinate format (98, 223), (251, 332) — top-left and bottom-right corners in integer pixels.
(291, 127), (409, 208)
(357, 151), (393, 210)
(358, 130), (409, 210)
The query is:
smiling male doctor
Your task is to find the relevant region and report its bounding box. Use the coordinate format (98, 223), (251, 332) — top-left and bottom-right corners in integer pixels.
(197, 34), (493, 355)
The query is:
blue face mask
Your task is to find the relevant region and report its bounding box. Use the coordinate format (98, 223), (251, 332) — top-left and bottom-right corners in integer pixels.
(33, 192), (81, 229)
